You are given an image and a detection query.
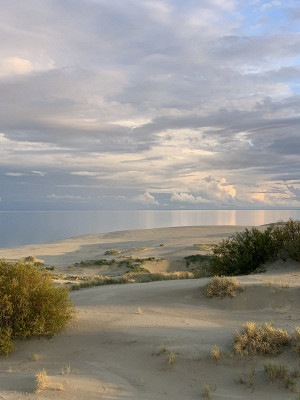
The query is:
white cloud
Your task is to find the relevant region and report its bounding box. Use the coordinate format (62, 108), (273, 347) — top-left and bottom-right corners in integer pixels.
(47, 193), (87, 200)
(5, 172), (27, 177)
(171, 192), (209, 204)
(132, 192), (159, 205)
(0, 57), (33, 77)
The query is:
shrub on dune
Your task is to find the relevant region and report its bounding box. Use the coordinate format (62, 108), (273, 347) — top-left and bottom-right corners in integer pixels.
(0, 260), (74, 355)
(210, 219), (300, 276)
(234, 322), (290, 357)
(205, 276), (244, 298)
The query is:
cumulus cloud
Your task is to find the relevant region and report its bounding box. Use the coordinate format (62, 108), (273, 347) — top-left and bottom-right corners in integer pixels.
(170, 192), (209, 204)
(132, 192), (159, 206)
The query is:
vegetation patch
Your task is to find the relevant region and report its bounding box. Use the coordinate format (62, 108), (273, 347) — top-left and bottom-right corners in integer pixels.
(184, 254), (213, 268)
(0, 260), (74, 356)
(73, 258), (117, 267)
(205, 276), (244, 298)
(104, 249), (121, 255)
(234, 322), (290, 357)
(211, 219), (300, 276)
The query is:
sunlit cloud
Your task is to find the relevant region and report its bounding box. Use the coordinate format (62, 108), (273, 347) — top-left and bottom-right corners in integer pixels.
(0, 0), (299, 210)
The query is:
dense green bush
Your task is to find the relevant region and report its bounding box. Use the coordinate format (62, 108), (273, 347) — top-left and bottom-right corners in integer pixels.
(0, 260), (74, 355)
(210, 219), (300, 276)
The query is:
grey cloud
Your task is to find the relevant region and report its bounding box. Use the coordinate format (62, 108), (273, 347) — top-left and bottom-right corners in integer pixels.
(1, 0), (300, 210)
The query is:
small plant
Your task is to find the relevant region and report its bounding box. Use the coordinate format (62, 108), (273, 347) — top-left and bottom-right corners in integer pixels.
(234, 322), (290, 357)
(30, 353), (40, 361)
(211, 345), (221, 364)
(156, 342), (167, 355)
(264, 362), (289, 383)
(206, 276), (244, 298)
(104, 249), (121, 255)
(35, 368), (48, 392)
(264, 362), (296, 391)
(202, 382), (211, 398)
(166, 351), (176, 367)
(239, 366), (255, 390)
(61, 364), (71, 375)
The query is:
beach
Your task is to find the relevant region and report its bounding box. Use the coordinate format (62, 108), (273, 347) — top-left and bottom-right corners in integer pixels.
(0, 225), (299, 399)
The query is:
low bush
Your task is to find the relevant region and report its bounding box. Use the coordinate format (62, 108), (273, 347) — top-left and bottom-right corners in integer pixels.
(234, 322), (290, 357)
(0, 260), (74, 355)
(205, 276), (244, 298)
(210, 219), (300, 276)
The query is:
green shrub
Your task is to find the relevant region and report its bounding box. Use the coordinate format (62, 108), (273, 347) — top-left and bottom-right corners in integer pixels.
(211, 219), (300, 276)
(0, 260), (74, 355)
(234, 322), (290, 357)
(205, 276), (244, 298)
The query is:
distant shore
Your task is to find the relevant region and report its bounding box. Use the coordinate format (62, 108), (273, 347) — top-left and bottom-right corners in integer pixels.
(0, 225), (255, 268)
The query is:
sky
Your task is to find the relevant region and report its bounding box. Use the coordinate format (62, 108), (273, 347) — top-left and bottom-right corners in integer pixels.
(0, 0), (300, 211)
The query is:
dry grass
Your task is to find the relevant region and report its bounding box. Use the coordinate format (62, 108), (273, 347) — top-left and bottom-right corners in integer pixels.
(205, 276), (244, 298)
(294, 327), (300, 357)
(211, 345), (221, 364)
(166, 351), (176, 367)
(234, 322), (290, 357)
(202, 382), (212, 398)
(35, 368), (48, 392)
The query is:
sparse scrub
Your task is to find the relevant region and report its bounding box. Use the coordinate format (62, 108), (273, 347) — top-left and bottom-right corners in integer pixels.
(211, 345), (221, 363)
(211, 219), (300, 275)
(61, 364), (71, 375)
(166, 351), (176, 367)
(35, 368), (48, 392)
(104, 249), (121, 255)
(202, 382), (212, 398)
(30, 353), (40, 361)
(239, 366), (255, 390)
(264, 362), (296, 391)
(184, 254), (213, 268)
(206, 276), (244, 298)
(234, 322), (290, 357)
(0, 260), (74, 356)
(264, 362), (289, 383)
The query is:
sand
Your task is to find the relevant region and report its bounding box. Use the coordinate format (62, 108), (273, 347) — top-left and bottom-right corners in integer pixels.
(0, 225), (299, 399)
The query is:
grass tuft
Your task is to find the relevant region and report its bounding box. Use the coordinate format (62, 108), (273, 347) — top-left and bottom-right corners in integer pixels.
(234, 322), (290, 357)
(35, 368), (48, 392)
(206, 276), (244, 298)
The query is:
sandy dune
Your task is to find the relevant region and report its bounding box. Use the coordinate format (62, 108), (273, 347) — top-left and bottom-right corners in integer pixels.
(0, 226), (299, 399)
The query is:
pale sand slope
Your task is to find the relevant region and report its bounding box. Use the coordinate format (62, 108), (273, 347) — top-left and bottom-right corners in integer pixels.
(0, 226), (299, 399)
(0, 225), (257, 268)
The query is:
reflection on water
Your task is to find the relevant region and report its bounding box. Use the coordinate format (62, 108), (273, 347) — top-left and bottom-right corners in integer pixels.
(0, 209), (300, 248)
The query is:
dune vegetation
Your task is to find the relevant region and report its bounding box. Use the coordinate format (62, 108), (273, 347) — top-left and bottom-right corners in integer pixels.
(0, 260), (74, 355)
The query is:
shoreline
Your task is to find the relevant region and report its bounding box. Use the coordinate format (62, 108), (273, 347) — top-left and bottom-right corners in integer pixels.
(0, 225), (255, 268)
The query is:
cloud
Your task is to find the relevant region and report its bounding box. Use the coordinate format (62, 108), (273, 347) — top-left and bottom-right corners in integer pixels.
(47, 193), (88, 200)
(170, 192), (209, 204)
(0, 57), (33, 77)
(5, 172), (27, 177)
(0, 1), (300, 210)
(132, 192), (159, 206)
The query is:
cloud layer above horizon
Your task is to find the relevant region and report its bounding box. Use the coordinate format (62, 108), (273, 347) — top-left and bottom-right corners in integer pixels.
(1, 0), (300, 210)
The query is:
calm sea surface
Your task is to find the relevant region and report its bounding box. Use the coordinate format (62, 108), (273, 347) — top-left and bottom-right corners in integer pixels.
(0, 209), (300, 248)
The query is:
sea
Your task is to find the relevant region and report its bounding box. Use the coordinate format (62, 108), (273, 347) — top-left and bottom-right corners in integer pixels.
(0, 209), (300, 248)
